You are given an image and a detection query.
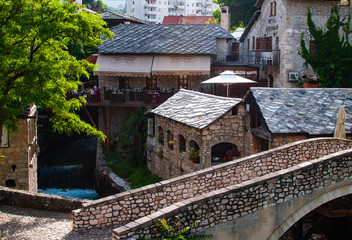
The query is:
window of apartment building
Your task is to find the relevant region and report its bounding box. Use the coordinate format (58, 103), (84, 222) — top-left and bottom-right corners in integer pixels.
(341, 0), (350, 6)
(270, 1), (276, 16)
(147, 75), (157, 90)
(178, 75), (188, 89)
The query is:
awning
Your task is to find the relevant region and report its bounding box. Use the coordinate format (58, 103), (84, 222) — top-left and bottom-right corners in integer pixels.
(94, 55), (153, 77)
(152, 55), (210, 75)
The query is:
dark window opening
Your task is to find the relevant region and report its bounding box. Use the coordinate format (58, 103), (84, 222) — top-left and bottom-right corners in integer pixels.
(158, 126), (164, 146)
(167, 130), (173, 150)
(310, 40), (317, 57)
(178, 75), (188, 89)
(179, 135), (186, 153)
(232, 106), (238, 115)
(5, 179), (16, 188)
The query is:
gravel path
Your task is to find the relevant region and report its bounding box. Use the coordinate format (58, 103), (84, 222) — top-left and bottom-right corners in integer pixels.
(0, 204), (115, 240)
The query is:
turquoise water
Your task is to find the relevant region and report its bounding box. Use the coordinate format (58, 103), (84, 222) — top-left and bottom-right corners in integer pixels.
(40, 188), (100, 200)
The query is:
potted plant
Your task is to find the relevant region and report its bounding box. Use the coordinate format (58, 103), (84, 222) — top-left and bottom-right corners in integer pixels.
(189, 148), (200, 164)
(168, 140), (174, 150)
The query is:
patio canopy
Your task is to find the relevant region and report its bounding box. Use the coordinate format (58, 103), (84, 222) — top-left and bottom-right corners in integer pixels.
(94, 55), (153, 77)
(202, 70), (257, 97)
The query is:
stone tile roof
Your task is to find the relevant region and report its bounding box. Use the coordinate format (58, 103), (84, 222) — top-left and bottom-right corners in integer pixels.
(99, 24), (233, 55)
(100, 11), (148, 24)
(151, 89), (241, 129)
(251, 88), (352, 135)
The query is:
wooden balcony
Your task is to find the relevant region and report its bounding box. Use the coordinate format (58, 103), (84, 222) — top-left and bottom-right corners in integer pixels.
(68, 89), (178, 107)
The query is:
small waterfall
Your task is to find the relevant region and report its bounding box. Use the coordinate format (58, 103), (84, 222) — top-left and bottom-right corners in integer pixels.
(38, 136), (99, 199)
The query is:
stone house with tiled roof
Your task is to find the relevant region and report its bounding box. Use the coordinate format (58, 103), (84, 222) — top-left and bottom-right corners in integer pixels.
(147, 87), (352, 179)
(238, 0), (351, 88)
(146, 89), (244, 179)
(245, 88), (352, 153)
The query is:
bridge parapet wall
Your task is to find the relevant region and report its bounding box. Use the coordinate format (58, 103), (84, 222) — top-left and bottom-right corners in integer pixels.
(113, 147), (352, 239)
(72, 138), (352, 230)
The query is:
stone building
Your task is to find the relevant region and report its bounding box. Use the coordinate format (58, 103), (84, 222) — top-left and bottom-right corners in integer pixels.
(0, 105), (38, 192)
(147, 87), (352, 178)
(238, 0), (351, 88)
(146, 89), (243, 179)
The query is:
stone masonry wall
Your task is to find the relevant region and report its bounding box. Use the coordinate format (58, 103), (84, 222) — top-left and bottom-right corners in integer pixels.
(72, 138), (352, 230)
(0, 118), (34, 191)
(113, 146), (352, 239)
(0, 187), (88, 212)
(147, 104), (246, 179)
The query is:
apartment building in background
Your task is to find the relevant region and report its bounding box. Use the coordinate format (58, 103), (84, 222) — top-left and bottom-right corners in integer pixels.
(126, 0), (218, 24)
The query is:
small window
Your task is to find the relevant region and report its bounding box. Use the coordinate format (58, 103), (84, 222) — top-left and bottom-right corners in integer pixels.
(252, 36), (255, 50)
(341, 0), (350, 6)
(247, 39), (250, 51)
(270, 1), (276, 16)
(232, 106), (238, 115)
(158, 126), (164, 146)
(179, 135), (186, 153)
(167, 130), (173, 150)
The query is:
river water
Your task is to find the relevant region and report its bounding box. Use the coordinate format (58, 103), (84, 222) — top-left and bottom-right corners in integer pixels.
(38, 136), (100, 200)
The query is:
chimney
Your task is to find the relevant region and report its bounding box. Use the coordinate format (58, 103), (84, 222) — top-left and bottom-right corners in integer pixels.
(220, 6), (231, 32)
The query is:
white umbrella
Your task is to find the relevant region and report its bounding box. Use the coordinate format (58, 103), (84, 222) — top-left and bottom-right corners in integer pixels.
(201, 70), (257, 97)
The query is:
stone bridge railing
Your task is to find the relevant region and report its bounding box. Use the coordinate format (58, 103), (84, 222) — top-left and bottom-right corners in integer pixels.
(72, 138), (352, 230)
(113, 142), (352, 239)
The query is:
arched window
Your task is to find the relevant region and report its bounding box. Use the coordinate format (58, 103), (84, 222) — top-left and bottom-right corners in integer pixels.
(189, 140), (200, 164)
(158, 126), (164, 146)
(179, 134), (186, 153)
(167, 130), (173, 150)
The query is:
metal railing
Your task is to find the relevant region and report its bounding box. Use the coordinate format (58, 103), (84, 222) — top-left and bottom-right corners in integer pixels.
(67, 89), (178, 106)
(225, 49), (280, 67)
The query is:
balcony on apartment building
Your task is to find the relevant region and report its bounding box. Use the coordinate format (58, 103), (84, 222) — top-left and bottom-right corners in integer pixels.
(145, 8), (157, 15)
(225, 50), (280, 67)
(145, 3), (157, 7)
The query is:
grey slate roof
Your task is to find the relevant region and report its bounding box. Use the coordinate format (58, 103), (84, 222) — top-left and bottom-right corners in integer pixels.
(152, 89), (241, 129)
(99, 24), (234, 55)
(100, 11), (148, 24)
(251, 88), (352, 135)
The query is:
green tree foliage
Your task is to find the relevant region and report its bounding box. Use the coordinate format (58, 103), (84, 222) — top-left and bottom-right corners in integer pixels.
(0, 0), (112, 143)
(212, 0), (256, 29)
(299, 7), (352, 88)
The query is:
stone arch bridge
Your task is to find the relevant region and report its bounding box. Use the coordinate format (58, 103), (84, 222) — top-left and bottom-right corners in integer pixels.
(72, 138), (352, 239)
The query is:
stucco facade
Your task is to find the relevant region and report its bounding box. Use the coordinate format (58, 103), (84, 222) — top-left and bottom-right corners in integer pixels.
(241, 0), (351, 87)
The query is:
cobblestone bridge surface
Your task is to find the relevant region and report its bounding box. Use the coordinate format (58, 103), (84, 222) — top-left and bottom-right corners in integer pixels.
(0, 204), (114, 240)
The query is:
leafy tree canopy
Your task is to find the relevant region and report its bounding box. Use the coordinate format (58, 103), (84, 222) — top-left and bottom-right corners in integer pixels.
(0, 0), (112, 141)
(212, 0), (256, 30)
(299, 6), (352, 88)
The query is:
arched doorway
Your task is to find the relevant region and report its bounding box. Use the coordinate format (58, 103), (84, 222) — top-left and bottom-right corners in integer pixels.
(211, 142), (240, 165)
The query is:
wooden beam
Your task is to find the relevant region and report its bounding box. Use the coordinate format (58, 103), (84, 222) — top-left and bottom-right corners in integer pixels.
(83, 105), (97, 129)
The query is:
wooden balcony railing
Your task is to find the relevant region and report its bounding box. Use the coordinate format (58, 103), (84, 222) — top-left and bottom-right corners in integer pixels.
(67, 89), (178, 107)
